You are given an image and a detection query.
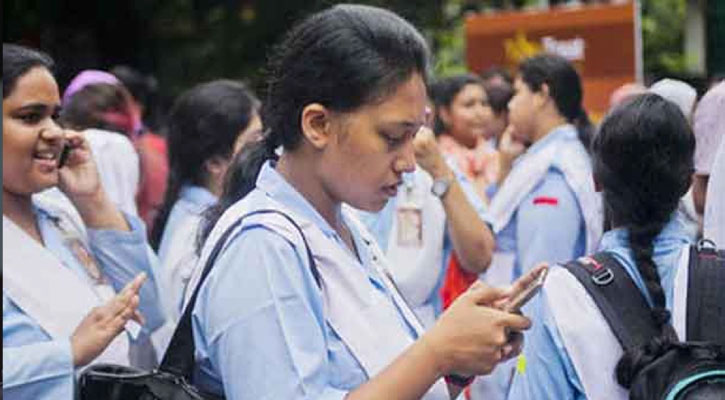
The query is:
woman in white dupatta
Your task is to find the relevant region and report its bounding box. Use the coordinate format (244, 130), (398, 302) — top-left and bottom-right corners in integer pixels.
(2, 44), (165, 399)
(186, 5), (540, 400)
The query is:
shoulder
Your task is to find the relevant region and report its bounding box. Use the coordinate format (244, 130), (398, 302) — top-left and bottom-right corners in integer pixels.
(520, 169), (580, 217)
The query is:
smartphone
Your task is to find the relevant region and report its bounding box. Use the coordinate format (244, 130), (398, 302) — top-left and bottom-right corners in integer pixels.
(58, 143), (71, 168)
(503, 267), (548, 313)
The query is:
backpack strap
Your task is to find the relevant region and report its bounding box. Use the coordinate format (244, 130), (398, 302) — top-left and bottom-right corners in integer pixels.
(159, 209), (320, 379)
(563, 252), (660, 352)
(686, 239), (725, 345)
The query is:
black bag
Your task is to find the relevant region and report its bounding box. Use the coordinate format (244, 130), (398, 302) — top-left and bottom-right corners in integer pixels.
(563, 239), (725, 400)
(79, 209), (319, 400)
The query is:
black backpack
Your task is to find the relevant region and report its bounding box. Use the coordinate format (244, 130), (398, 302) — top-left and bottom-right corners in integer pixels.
(563, 239), (725, 400)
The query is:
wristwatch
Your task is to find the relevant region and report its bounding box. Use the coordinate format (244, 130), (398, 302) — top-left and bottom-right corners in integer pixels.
(431, 177), (452, 198)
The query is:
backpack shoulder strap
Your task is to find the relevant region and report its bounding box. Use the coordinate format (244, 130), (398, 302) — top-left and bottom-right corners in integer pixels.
(159, 208), (320, 378)
(686, 239), (725, 345)
(562, 252), (660, 352)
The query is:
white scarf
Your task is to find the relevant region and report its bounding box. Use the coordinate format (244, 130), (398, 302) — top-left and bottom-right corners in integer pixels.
(3, 208), (130, 367)
(190, 199), (450, 399)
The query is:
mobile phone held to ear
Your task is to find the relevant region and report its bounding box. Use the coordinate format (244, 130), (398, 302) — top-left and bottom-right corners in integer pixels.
(503, 267), (548, 313)
(58, 143), (71, 168)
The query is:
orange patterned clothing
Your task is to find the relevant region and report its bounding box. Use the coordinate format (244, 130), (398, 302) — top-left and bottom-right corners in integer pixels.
(437, 134), (499, 203)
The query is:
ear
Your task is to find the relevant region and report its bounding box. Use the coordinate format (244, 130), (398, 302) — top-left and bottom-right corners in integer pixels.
(204, 155), (228, 178)
(593, 174), (602, 193)
(534, 83), (552, 110)
(438, 105), (452, 129)
(300, 103), (332, 150)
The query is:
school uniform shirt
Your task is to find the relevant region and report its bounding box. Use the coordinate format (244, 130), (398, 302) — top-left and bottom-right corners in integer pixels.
(2, 201), (165, 400)
(85, 128), (141, 217)
(190, 162), (448, 400)
(356, 160), (487, 328)
(492, 125), (590, 283)
(470, 125), (598, 400)
(508, 216), (691, 400)
(157, 185), (217, 321)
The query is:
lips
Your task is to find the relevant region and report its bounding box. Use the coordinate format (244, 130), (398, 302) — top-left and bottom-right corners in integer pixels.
(32, 147), (62, 171)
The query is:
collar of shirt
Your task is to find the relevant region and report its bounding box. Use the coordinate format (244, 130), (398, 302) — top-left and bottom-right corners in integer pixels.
(179, 185), (217, 214)
(597, 214), (691, 306)
(256, 161), (340, 241)
(515, 124), (578, 168)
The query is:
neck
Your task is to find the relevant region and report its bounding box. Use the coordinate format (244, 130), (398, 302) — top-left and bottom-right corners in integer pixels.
(446, 131), (478, 149)
(2, 188), (41, 241)
(276, 151), (342, 231)
(532, 114), (568, 144)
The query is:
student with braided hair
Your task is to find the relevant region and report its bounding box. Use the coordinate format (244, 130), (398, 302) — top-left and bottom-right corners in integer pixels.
(509, 93), (698, 399)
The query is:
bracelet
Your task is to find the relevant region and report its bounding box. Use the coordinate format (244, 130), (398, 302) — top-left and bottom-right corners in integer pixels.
(444, 373), (474, 387)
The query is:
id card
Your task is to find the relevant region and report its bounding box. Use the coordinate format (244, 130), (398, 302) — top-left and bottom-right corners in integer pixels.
(396, 206), (422, 247)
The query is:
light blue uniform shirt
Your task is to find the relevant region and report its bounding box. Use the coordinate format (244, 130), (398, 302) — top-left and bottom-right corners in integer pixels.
(191, 162), (418, 399)
(496, 125), (587, 281)
(2, 206), (165, 400)
(508, 216), (691, 400)
(158, 185), (217, 316)
(357, 160), (488, 319)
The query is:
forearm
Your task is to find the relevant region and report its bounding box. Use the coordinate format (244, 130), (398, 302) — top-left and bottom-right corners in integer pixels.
(71, 189), (129, 232)
(430, 163), (493, 274)
(345, 335), (449, 400)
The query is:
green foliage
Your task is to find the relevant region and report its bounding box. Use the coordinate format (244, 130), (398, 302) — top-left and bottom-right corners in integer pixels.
(640, 0), (688, 75)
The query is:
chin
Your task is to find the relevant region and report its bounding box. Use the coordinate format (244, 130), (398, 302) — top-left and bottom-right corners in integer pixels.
(351, 197), (388, 213)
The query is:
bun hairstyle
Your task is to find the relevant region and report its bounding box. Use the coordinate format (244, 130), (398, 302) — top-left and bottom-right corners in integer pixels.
(591, 93), (695, 387)
(198, 4), (431, 250)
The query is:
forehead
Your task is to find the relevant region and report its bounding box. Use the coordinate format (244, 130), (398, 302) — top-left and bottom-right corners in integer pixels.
(358, 74), (428, 126)
(456, 83), (485, 99)
(4, 67), (60, 107)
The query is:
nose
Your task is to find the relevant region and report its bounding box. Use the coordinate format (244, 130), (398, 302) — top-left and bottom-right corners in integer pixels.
(38, 124), (64, 143)
(393, 139), (416, 174)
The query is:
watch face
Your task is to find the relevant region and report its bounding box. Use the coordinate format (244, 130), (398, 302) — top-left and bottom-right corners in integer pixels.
(432, 179), (449, 197)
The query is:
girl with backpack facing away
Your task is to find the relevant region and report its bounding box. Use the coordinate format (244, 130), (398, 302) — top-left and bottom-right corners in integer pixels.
(184, 5), (539, 399)
(508, 93), (720, 399)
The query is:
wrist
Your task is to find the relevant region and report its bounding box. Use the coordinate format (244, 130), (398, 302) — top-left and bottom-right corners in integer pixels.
(69, 189), (110, 217)
(419, 330), (450, 378)
(429, 162), (454, 181)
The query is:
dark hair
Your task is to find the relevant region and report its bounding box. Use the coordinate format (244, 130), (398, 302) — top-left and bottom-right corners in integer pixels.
(110, 65), (158, 108)
(198, 4), (430, 249)
(60, 83), (137, 137)
(591, 93), (695, 388)
(519, 53), (593, 149)
(3, 44), (54, 99)
(483, 81), (514, 115)
(429, 73), (484, 135)
(150, 80), (259, 250)
(480, 66), (513, 86)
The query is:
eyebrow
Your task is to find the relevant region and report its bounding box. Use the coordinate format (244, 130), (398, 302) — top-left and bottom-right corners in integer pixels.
(379, 121), (423, 131)
(14, 103), (62, 113)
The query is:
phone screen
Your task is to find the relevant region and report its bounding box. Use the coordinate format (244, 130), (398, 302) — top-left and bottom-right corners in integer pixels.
(503, 268), (548, 313)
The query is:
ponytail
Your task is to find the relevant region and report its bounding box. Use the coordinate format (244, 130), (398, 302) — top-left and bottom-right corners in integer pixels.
(572, 107), (593, 151)
(196, 135), (278, 253)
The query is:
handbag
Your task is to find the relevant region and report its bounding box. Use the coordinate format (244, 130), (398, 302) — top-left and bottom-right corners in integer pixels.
(79, 209), (319, 399)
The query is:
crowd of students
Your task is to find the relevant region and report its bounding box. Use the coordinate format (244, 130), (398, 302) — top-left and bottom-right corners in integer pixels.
(3, 3), (724, 400)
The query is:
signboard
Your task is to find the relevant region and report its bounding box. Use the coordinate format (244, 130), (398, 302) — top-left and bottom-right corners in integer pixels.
(465, 2), (641, 120)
